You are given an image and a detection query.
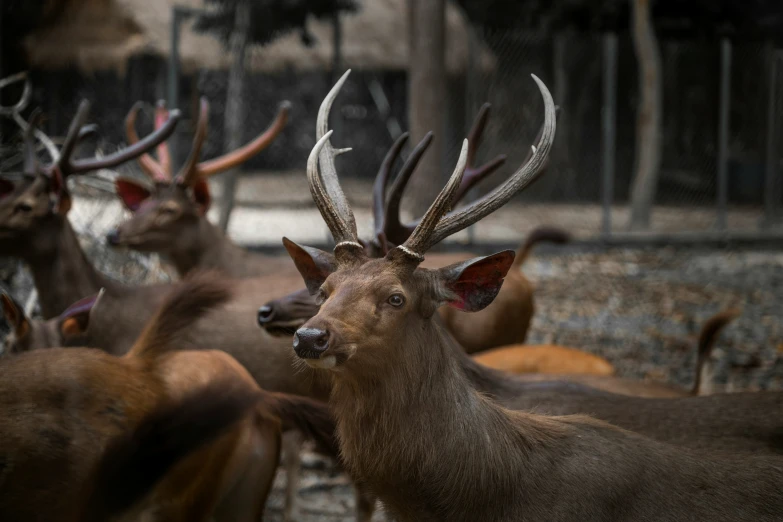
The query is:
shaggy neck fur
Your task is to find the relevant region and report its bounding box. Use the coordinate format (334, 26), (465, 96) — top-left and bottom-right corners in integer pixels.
(329, 317), (566, 521)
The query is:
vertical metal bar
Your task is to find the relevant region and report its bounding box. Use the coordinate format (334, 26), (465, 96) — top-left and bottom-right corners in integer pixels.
(601, 33), (618, 240)
(716, 38), (731, 231)
(466, 23), (479, 246)
(168, 8), (182, 164)
(330, 12), (343, 144)
(763, 43), (778, 227)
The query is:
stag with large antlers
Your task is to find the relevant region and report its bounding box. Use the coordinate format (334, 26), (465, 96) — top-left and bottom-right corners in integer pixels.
(283, 70), (783, 521)
(107, 97), (294, 278)
(259, 102), (569, 352)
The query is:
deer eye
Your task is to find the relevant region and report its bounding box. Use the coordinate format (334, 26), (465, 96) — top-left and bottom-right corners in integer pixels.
(315, 288), (328, 306)
(387, 294), (405, 307)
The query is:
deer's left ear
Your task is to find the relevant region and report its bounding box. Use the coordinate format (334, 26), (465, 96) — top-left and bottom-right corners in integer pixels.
(283, 237), (337, 295)
(57, 289), (104, 341)
(435, 250), (515, 312)
(191, 179), (211, 214)
(1, 293), (30, 337)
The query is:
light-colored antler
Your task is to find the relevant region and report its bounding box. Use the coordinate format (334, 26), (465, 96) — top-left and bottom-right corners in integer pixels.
(307, 70), (361, 251)
(393, 74), (556, 260)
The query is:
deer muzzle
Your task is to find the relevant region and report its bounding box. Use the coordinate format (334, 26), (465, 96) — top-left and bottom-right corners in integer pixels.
(293, 327), (330, 360)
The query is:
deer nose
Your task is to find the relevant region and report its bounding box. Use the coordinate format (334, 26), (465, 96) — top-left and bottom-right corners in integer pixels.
(106, 230), (120, 246)
(257, 304), (275, 325)
(293, 328), (330, 359)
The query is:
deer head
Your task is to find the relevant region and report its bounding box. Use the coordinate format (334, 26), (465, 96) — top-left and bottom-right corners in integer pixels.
(283, 70), (555, 372)
(1, 291), (102, 354)
(0, 92), (180, 252)
(107, 98), (290, 252)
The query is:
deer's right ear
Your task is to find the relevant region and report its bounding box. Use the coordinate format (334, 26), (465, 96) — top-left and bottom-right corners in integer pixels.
(1, 293), (29, 337)
(434, 250), (515, 313)
(282, 237), (337, 295)
(115, 178), (152, 212)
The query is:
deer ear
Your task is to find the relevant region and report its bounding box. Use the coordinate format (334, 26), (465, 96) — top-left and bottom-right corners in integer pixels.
(115, 178), (152, 212)
(50, 169), (72, 215)
(435, 250), (515, 312)
(57, 289), (104, 340)
(1, 293), (30, 337)
(192, 179), (211, 214)
(282, 237), (337, 295)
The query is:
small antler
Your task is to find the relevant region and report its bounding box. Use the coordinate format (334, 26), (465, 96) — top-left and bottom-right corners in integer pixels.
(0, 72), (32, 117)
(125, 102), (170, 182)
(390, 75), (556, 261)
(197, 101), (291, 177)
(307, 70), (361, 255)
(175, 97), (209, 186)
(375, 104), (507, 248)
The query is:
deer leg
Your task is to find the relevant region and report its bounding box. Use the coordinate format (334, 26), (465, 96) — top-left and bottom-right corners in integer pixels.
(281, 430), (303, 522)
(355, 482), (377, 522)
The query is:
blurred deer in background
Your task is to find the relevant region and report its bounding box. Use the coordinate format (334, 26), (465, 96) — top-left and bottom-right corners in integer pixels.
(108, 97), (294, 278)
(283, 70), (783, 522)
(258, 103), (569, 353)
(0, 93), (181, 319)
(0, 273), (338, 522)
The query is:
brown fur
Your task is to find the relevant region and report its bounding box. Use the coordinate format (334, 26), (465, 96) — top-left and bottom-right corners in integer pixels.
(473, 344), (615, 376)
(0, 274), (338, 522)
(291, 253), (783, 521)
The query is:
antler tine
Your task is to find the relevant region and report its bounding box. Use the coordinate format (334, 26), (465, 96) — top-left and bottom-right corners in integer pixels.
(154, 100), (172, 175)
(0, 72), (32, 116)
(424, 75), (556, 248)
(56, 100), (91, 174)
(125, 102), (170, 181)
(176, 97), (209, 186)
(71, 109), (181, 174)
(198, 100), (291, 177)
(23, 109), (44, 174)
(398, 139), (469, 259)
(383, 132), (433, 245)
(308, 130), (360, 250)
(452, 102), (508, 204)
(315, 69), (358, 241)
(372, 132), (409, 245)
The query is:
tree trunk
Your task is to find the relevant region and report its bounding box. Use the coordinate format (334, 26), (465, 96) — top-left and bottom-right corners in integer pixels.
(407, 0), (446, 216)
(627, 0), (663, 230)
(217, 0), (250, 232)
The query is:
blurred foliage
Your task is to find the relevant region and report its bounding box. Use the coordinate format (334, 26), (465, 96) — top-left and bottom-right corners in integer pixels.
(194, 0), (358, 48)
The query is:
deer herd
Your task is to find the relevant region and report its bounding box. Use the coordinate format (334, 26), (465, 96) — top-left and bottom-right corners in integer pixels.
(0, 69), (780, 521)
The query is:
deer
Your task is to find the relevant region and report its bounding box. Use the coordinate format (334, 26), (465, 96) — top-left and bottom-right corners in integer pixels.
(257, 104), (569, 353)
(0, 96), (181, 319)
(281, 71), (783, 521)
(0, 273), (339, 522)
(106, 97), (295, 278)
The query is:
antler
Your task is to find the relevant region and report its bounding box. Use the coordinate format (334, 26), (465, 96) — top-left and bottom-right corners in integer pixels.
(125, 101), (172, 182)
(392, 74), (556, 260)
(197, 101), (290, 177)
(307, 70), (361, 255)
(377, 104), (507, 248)
(0, 72), (32, 117)
(371, 131), (409, 252)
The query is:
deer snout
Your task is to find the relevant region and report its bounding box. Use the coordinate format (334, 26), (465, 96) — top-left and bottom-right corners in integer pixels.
(293, 327), (330, 359)
(106, 229), (121, 246)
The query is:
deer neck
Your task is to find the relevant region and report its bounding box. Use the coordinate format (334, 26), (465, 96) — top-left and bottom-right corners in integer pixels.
(166, 217), (261, 278)
(24, 216), (114, 319)
(329, 320), (550, 521)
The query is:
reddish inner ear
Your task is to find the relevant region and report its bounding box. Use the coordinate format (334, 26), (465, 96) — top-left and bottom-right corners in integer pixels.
(444, 251), (515, 312)
(115, 178), (152, 212)
(192, 179), (211, 214)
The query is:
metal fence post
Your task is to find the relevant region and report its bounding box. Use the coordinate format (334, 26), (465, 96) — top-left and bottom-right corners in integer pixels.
(168, 6), (200, 164)
(716, 38), (732, 231)
(763, 43), (779, 227)
(601, 33), (618, 240)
